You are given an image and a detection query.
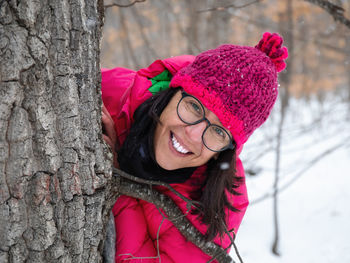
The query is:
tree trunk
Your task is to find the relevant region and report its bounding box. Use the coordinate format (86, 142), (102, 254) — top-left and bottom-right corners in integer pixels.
(0, 1), (116, 262)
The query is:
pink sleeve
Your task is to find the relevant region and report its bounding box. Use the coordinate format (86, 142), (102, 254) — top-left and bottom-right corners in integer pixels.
(137, 55), (195, 77)
(113, 196), (190, 263)
(101, 67), (137, 145)
(139, 200), (216, 263)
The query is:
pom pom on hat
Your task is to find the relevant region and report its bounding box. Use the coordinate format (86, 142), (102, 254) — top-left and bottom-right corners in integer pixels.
(255, 32), (288, 72)
(170, 32), (288, 149)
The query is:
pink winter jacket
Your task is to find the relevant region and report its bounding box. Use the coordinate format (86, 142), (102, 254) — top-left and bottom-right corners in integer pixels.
(101, 56), (249, 263)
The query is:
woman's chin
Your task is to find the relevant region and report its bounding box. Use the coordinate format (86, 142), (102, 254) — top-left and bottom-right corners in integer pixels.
(155, 158), (179, 171)
(155, 153), (186, 171)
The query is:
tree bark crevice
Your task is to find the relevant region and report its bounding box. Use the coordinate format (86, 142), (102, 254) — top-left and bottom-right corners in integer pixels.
(1, 1), (111, 262)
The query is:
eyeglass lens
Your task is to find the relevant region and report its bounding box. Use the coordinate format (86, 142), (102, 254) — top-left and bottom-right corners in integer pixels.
(177, 94), (231, 151)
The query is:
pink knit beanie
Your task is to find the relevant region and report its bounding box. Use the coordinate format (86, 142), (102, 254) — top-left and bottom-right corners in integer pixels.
(170, 32), (288, 149)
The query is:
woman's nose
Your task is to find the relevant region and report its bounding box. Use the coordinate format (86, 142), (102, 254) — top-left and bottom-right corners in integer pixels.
(184, 121), (207, 143)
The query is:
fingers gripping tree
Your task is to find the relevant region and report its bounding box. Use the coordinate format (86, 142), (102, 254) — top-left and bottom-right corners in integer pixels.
(0, 1), (115, 262)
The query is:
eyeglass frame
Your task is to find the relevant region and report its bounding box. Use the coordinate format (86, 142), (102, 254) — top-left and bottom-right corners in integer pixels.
(176, 91), (235, 152)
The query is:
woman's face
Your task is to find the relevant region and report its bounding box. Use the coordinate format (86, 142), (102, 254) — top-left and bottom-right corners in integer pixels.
(154, 90), (228, 170)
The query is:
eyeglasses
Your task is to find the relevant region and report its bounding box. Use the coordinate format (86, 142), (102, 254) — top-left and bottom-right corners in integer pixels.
(176, 91), (235, 152)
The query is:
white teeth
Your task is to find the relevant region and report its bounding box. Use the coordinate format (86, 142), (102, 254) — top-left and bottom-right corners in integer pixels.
(171, 134), (189, 154)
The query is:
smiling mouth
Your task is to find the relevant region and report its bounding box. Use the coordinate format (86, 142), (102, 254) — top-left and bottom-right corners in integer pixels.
(171, 132), (192, 154)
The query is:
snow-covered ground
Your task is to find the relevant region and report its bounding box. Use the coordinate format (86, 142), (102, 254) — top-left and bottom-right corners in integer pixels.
(230, 94), (350, 263)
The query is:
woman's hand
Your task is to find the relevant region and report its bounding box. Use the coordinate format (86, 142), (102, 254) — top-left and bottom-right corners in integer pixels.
(102, 104), (119, 168)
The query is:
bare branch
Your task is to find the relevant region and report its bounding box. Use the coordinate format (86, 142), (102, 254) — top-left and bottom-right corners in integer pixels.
(197, 0), (262, 13)
(104, 0), (146, 9)
(230, 240), (244, 263)
(112, 168), (244, 262)
(112, 168), (235, 263)
(304, 0), (350, 29)
(113, 168), (201, 210)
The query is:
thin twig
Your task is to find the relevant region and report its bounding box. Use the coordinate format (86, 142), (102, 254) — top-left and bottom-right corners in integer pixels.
(231, 240), (244, 263)
(113, 168), (202, 210)
(219, 218), (244, 263)
(304, 0), (350, 28)
(104, 0), (146, 9)
(197, 0), (262, 13)
(116, 253), (160, 261)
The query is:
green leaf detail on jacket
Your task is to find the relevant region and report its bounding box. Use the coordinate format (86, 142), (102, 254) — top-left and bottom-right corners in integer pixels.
(148, 69), (172, 95)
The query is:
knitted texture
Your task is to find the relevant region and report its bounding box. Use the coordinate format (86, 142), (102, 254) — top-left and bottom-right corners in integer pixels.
(170, 32), (288, 149)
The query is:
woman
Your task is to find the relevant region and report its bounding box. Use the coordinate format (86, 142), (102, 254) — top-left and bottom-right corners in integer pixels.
(102, 32), (288, 262)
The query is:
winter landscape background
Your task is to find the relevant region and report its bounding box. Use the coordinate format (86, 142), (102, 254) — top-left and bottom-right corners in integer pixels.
(231, 94), (350, 263)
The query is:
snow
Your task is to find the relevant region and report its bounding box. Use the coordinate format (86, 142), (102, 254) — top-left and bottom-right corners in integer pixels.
(230, 95), (350, 263)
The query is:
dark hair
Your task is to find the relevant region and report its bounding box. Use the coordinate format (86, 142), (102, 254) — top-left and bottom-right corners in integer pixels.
(120, 87), (243, 240)
(117, 88), (178, 165)
(197, 148), (244, 241)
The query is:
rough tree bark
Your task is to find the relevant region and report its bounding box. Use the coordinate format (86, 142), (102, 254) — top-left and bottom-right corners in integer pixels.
(0, 1), (240, 262)
(0, 1), (116, 262)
